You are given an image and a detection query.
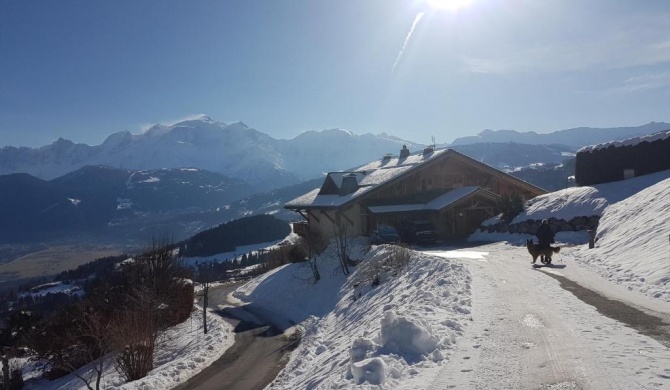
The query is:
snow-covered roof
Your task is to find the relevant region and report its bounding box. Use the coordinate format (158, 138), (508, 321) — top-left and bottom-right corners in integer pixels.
(328, 171), (367, 188)
(578, 129), (670, 152)
(285, 150), (445, 209)
(356, 148), (446, 171)
(285, 148), (543, 210)
(368, 187), (499, 214)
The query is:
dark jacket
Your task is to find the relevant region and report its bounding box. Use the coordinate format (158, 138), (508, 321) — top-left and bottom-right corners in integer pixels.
(536, 224), (555, 248)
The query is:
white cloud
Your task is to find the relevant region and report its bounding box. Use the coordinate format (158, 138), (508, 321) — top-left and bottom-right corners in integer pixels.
(608, 72), (670, 96)
(459, 12), (670, 75)
(140, 114), (209, 133)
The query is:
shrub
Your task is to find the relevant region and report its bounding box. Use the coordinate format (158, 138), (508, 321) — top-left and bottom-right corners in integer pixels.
(497, 193), (524, 223)
(353, 245), (412, 297)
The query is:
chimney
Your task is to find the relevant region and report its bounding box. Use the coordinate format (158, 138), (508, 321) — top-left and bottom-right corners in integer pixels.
(423, 145), (434, 155)
(381, 153), (392, 163)
(399, 145), (410, 159)
(339, 173), (359, 195)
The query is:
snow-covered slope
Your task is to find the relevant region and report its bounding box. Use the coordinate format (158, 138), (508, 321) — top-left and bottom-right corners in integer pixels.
(0, 117), (421, 191)
(569, 176), (670, 301)
(234, 243), (473, 389)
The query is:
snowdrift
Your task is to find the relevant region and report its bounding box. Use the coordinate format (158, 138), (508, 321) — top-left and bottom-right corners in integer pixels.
(234, 244), (472, 389)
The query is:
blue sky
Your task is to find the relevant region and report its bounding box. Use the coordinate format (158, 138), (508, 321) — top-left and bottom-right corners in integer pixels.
(1, 0), (669, 147)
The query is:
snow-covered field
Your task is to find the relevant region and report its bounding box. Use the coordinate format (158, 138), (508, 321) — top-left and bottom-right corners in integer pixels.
(21, 170), (670, 389)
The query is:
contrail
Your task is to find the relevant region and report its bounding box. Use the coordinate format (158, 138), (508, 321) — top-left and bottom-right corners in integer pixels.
(392, 12), (425, 74)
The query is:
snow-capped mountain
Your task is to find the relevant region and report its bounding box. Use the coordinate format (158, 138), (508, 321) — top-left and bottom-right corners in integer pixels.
(0, 117), (422, 191)
(3, 116), (666, 193)
(451, 122), (670, 148)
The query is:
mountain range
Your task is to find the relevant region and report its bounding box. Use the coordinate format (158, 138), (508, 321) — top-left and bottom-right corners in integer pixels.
(2, 119), (667, 192)
(0, 117), (421, 191)
(1, 117), (668, 246)
(0, 166), (254, 244)
(450, 122), (670, 148)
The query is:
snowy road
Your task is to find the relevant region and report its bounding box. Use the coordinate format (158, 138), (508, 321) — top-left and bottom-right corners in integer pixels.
(420, 243), (670, 390)
(175, 282), (293, 390)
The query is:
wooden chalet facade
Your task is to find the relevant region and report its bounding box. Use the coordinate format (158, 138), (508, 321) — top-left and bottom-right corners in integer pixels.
(575, 129), (670, 186)
(285, 146), (546, 242)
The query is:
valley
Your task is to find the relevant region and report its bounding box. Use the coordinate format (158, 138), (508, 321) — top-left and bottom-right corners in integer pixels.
(0, 243), (123, 285)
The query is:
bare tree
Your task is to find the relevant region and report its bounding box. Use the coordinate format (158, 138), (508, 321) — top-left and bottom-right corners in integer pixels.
(29, 306), (113, 390)
(302, 231), (327, 283)
(333, 222), (352, 276)
(113, 237), (193, 382)
(113, 288), (160, 382)
(64, 310), (114, 390)
(124, 237), (192, 328)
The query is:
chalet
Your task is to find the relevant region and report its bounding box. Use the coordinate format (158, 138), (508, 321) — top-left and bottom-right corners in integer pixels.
(285, 146), (546, 242)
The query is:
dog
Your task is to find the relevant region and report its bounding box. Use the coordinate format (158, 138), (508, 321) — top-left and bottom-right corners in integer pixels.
(526, 239), (560, 265)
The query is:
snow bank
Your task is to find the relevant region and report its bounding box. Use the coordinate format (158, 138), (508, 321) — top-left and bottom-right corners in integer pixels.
(233, 237), (369, 328)
(238, 244), (472, 389)
(512, 169), (670, 223)
(568, 177), (670, 301)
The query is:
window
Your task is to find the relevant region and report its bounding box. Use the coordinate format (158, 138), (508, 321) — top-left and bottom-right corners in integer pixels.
(421, 178), (432, 192)
(623, 169), (635, 180)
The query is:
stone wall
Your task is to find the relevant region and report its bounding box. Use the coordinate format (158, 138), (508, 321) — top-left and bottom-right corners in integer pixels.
(481, 215), (600, 235)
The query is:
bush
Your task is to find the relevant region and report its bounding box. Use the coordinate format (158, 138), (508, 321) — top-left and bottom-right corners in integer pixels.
(353, 245), (412, 296)
(497, 193), (524, 223)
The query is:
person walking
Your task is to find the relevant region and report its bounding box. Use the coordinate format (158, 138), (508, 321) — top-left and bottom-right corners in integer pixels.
(535, 219), (555, 263)
(536, 219), (555, 249)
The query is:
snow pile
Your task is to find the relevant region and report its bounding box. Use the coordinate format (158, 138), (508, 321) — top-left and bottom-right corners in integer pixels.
(27, 308), (234, 390)
(568, 177), (670, 301)
(236, 244), (472, 389)
(232, 238), (368, 328)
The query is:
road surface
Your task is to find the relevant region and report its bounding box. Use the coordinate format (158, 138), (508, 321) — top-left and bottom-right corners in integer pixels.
(175, 282), (297, 390)
(423, 243), (670, 390)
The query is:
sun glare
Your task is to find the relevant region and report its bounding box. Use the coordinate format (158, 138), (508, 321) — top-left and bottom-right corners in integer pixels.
(426, 0), (474, 12)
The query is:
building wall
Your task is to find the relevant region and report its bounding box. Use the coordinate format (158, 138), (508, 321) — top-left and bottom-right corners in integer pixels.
(301, 153), (541, 241)
(575, 137), (670, 185)
(365, 156), (535, 207)
(307, 204), (364, 240)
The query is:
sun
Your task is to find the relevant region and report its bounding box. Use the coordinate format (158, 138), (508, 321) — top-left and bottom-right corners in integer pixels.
(425, 0), (474, 12)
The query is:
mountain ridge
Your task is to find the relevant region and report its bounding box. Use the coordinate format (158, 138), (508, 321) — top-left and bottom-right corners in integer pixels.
(0, 119), (422, 191)
(451, 122), (670, 147)
(2, 118), (667, 192)
(0, 165), (255, 244)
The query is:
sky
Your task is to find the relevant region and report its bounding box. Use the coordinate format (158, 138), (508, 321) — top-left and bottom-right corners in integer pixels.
(1, 0), (670, 148)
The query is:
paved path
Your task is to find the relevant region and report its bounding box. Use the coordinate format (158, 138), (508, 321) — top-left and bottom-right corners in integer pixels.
(175, 282), (296, 390)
